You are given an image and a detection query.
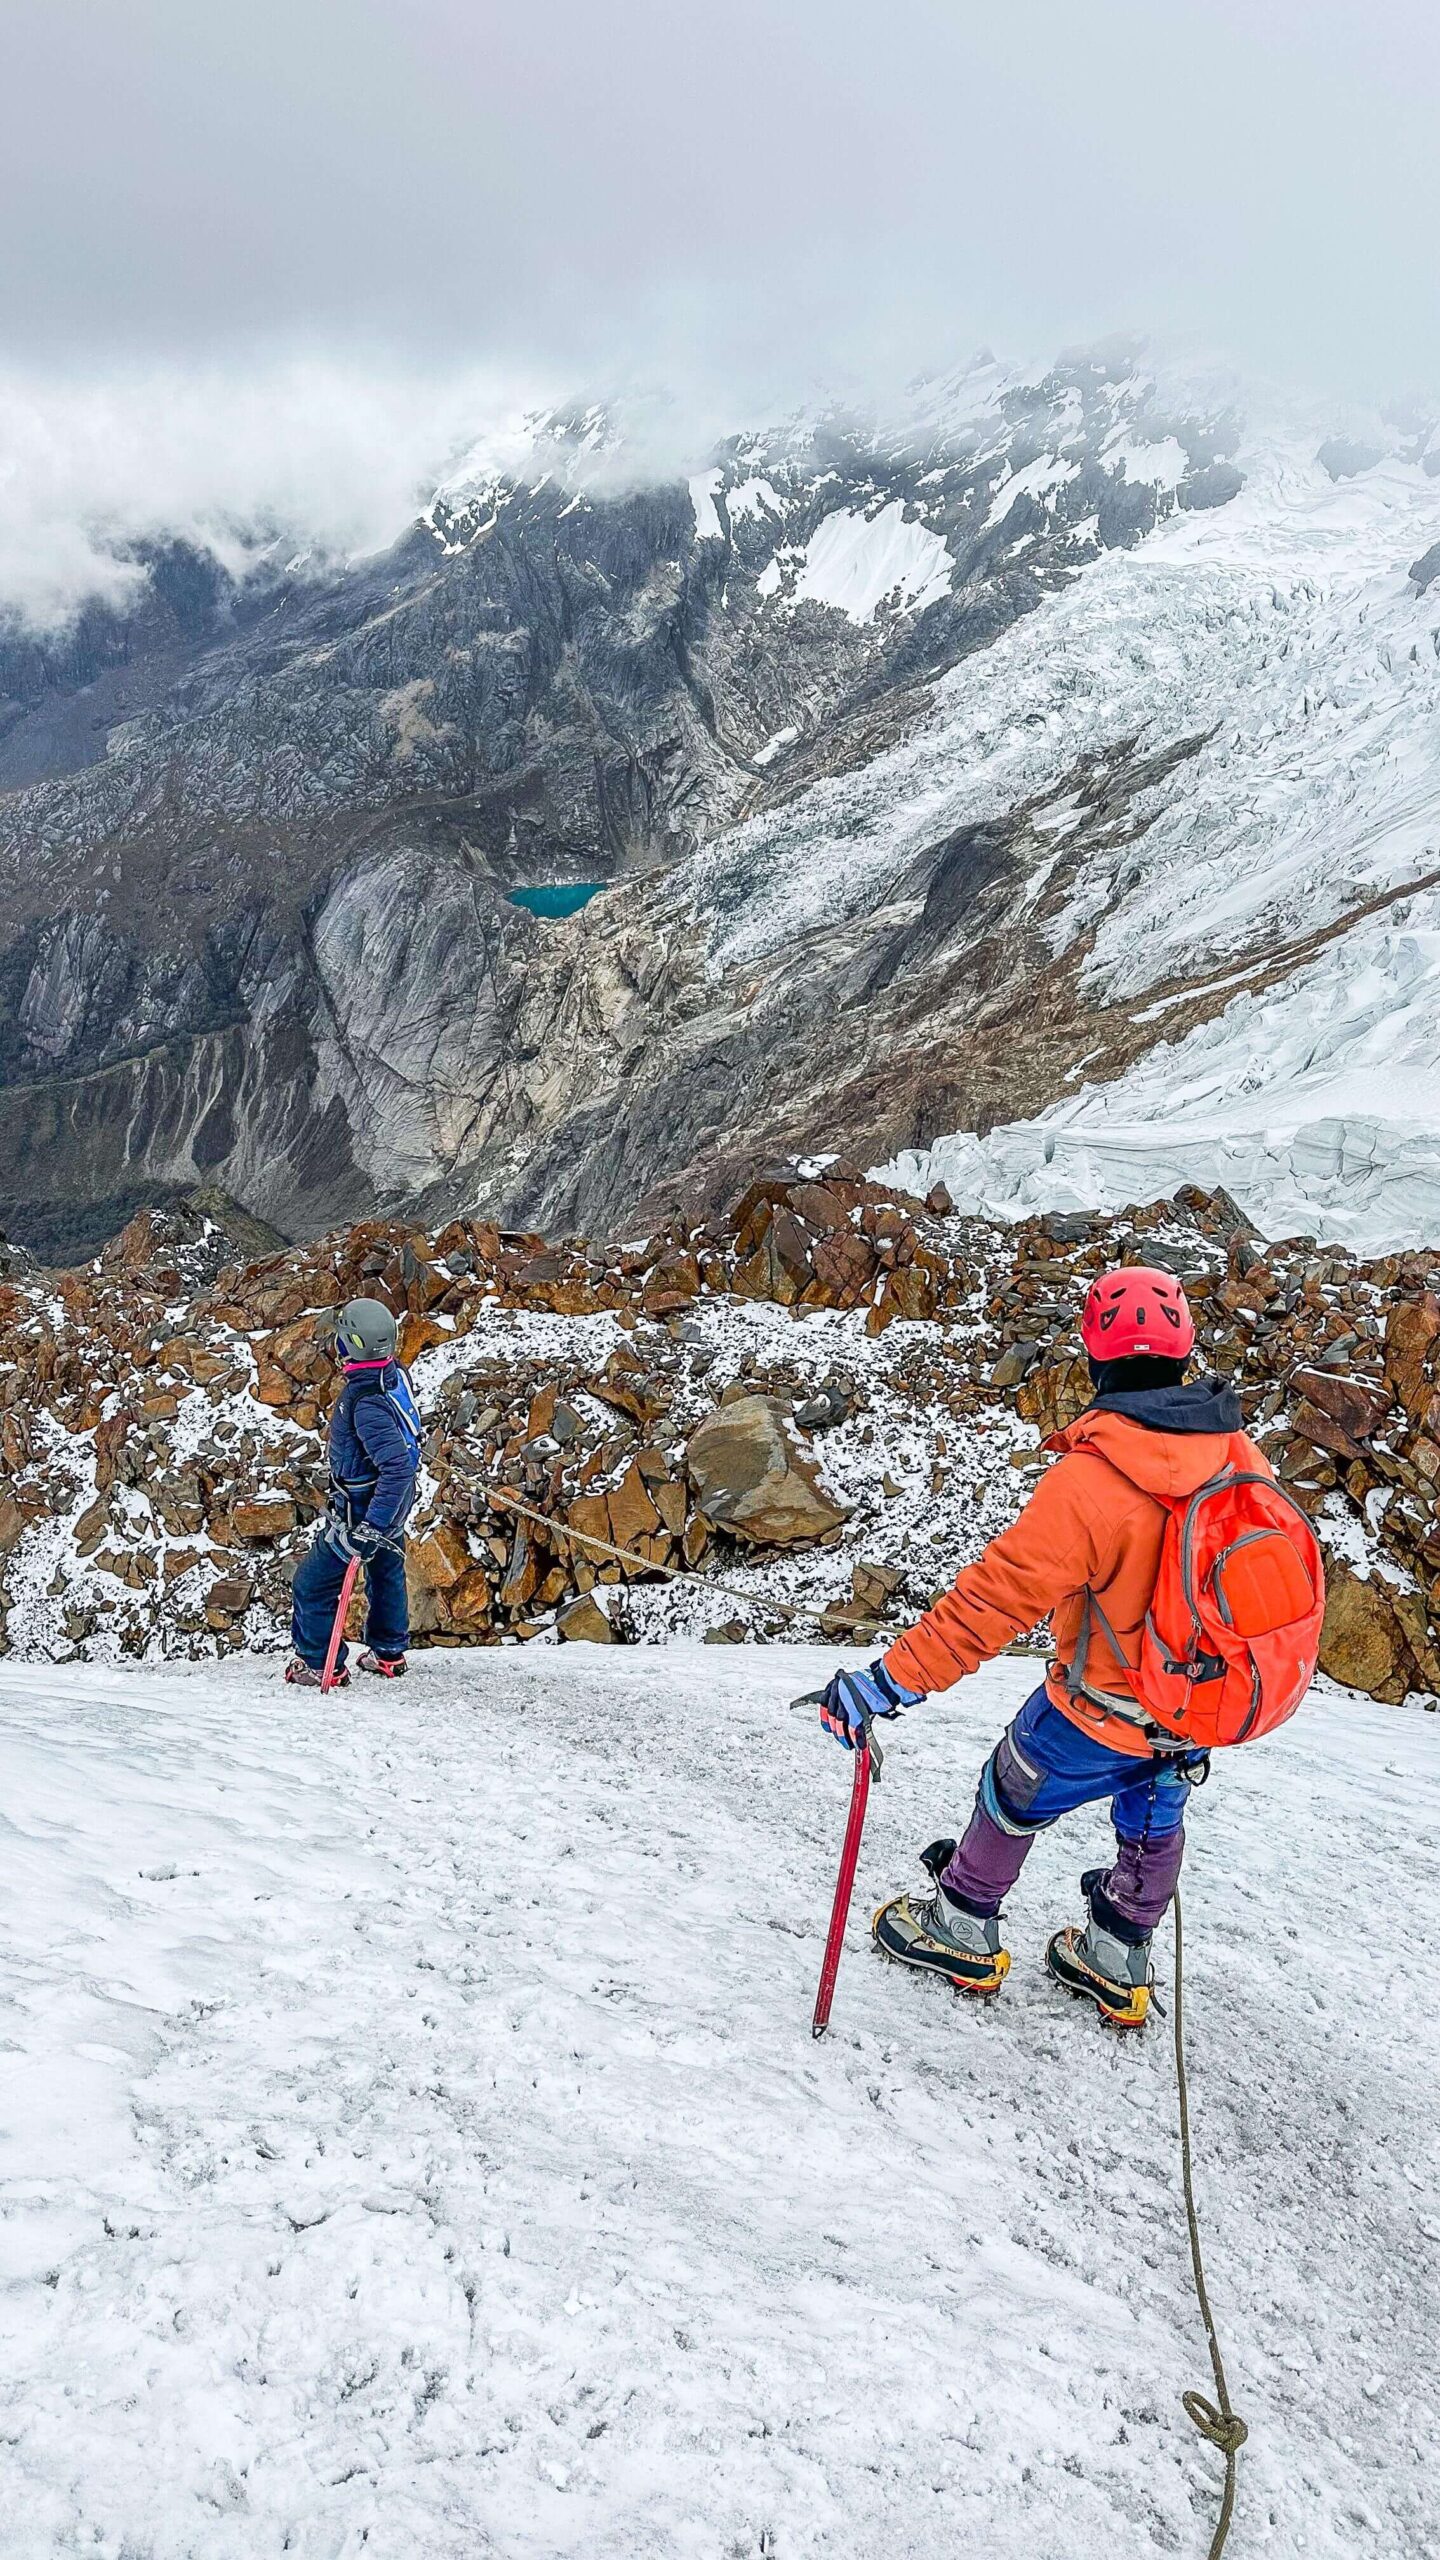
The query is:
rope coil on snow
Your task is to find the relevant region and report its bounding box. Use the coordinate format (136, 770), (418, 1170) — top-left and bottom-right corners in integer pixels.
(1173, 1890), (1249, 2558)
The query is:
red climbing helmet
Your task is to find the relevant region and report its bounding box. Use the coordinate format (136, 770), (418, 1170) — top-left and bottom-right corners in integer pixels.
(1080, 1264), (1196, 1363)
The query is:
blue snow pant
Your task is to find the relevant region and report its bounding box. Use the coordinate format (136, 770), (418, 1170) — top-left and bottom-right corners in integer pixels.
(940, 1685), (1204, 1938)
(290, 1530), (409, 1669)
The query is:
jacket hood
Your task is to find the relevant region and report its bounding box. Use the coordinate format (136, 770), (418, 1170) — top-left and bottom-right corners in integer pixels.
(1047, 1378), (1246, 1501)
(1089, 1376), (1242, 1436)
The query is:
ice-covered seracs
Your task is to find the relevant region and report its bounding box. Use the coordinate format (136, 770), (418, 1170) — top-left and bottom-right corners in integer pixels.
(881, 888), (1440, 1255)
(865, 426), (1440, 1251)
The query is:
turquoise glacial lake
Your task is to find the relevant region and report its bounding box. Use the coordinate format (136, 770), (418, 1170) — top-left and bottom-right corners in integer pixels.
(508, 882), (605, 918)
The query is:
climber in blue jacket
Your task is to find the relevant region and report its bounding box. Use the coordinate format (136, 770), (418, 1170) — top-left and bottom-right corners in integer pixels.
(285, 1296), (422, 1686)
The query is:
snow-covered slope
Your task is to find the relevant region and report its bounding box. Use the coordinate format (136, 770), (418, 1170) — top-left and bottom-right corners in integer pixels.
(1, 1651), (1434, 2556)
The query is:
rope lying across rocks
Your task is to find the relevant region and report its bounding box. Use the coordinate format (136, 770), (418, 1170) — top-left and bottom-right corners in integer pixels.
(489, 1488), (883, 1632)
(488, 1489), (1043, 1654)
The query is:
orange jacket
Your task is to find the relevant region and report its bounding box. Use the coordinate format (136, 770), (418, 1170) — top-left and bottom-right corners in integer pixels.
(884, 1404), (1272, 1756)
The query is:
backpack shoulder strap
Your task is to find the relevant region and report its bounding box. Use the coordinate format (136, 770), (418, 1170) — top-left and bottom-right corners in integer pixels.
(1061, 1586), (1157, 1731)
(389, 1370), (422, 1445)
(1060, 1457), (1193, 1727)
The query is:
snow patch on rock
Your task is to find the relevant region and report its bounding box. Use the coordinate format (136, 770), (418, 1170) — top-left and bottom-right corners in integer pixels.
(780, 501), (954, 624)
(688, 468), (724, 541)
(725, 474), (783, 521)
(1104, 433), (1189, 489)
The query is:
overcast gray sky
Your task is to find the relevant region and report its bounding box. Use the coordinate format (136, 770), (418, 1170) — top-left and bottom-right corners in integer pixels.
(1, 0), (1438, 619)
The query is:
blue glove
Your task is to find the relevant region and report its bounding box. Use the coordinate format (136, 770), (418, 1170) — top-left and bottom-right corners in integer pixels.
(816, 1659), (925, 1751)
(349, 1518), (387, 1558)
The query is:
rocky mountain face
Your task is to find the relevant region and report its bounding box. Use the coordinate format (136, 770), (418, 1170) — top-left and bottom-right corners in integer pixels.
(0, 1170), (1437, 1708)
(0, 350), (1252, 1257)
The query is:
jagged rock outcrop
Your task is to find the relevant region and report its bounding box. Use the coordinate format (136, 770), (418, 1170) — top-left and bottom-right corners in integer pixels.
(0, 1172), (1436, 1710)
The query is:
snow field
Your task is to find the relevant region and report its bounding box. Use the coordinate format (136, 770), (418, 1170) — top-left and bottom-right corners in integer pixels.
(0, 1651), (1435, 2556)
(759, 502), (954, 624)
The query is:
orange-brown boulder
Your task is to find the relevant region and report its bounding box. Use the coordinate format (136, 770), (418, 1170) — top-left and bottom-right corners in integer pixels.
(607, 1461), (664, 1566)
(408, 1521), (473, 1589)
(398, 1312), (452, 1365)
(1384, 1293), (1440, 1423)
(1318, 1561), (1410, 1703)
(685, 1396), (849, 1547)
(230, 1498), (299, 1543)
(557, 1593), (616, 1642)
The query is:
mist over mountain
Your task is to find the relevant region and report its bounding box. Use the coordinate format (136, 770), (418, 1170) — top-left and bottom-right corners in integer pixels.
(3, 0), (1439, 1259)
(4, 0), (1440, 638)
(1, 339), (1437, 1264)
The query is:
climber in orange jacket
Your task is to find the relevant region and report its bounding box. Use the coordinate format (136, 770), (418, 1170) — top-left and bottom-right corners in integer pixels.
(815, 1265), (1265, 2026)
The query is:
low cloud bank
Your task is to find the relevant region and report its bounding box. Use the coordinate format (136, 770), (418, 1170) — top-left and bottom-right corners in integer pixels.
(0, 357), (549, 630)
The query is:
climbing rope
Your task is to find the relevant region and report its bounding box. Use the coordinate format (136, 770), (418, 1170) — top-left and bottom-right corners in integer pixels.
(489, 1489), (1045, 1654)
(489, 1489), (855, 1630)
(1172, 1889), (1249, 2558)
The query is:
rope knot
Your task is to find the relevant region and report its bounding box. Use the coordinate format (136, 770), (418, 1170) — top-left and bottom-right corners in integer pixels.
(1182, 2390), (1250, 2457)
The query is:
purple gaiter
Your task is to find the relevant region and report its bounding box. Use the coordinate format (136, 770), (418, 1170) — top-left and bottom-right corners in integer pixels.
(1103, 1826), (1185, 1933)
(940, 1804), (1033, 1918)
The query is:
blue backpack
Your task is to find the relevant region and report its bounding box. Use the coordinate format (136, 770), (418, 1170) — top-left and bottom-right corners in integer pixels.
(385, 1364), (423, 1466)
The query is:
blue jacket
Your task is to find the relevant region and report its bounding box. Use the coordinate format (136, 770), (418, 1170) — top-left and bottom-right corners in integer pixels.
(328, 1364), (418, 1538)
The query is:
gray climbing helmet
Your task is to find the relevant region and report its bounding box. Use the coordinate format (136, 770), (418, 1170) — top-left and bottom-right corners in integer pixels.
(334, 1296), (397, 1363)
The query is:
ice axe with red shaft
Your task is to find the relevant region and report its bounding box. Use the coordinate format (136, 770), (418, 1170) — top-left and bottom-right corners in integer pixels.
(321, 1557), (361, 1694)
(795, 1691), (884, 2037)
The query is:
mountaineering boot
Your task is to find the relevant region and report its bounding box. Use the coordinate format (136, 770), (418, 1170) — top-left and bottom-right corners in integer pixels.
(356, 1649), (407, 1678)
(873, 1838), (1011, 1997)
(284, 1654), (349, 1689)
(1046, 1867), (1153, 2028)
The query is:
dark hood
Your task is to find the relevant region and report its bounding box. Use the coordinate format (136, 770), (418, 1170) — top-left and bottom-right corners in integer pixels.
(1087, 1375), (1243, 1436)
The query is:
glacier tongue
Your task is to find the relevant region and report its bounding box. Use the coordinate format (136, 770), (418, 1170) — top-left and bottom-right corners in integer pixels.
(881, 892), (1440, 1250)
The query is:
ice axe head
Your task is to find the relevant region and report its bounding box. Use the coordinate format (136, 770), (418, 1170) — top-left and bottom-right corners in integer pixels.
(791, 1687), (884, 1776)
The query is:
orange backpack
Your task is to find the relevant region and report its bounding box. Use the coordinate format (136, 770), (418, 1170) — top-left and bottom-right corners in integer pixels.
(1084, 1467), (1325, 1749)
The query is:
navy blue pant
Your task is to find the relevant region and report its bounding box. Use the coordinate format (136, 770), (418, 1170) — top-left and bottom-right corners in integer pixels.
(941, 1685), (1202, 1933)
(291, 1532), (409, 1668)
